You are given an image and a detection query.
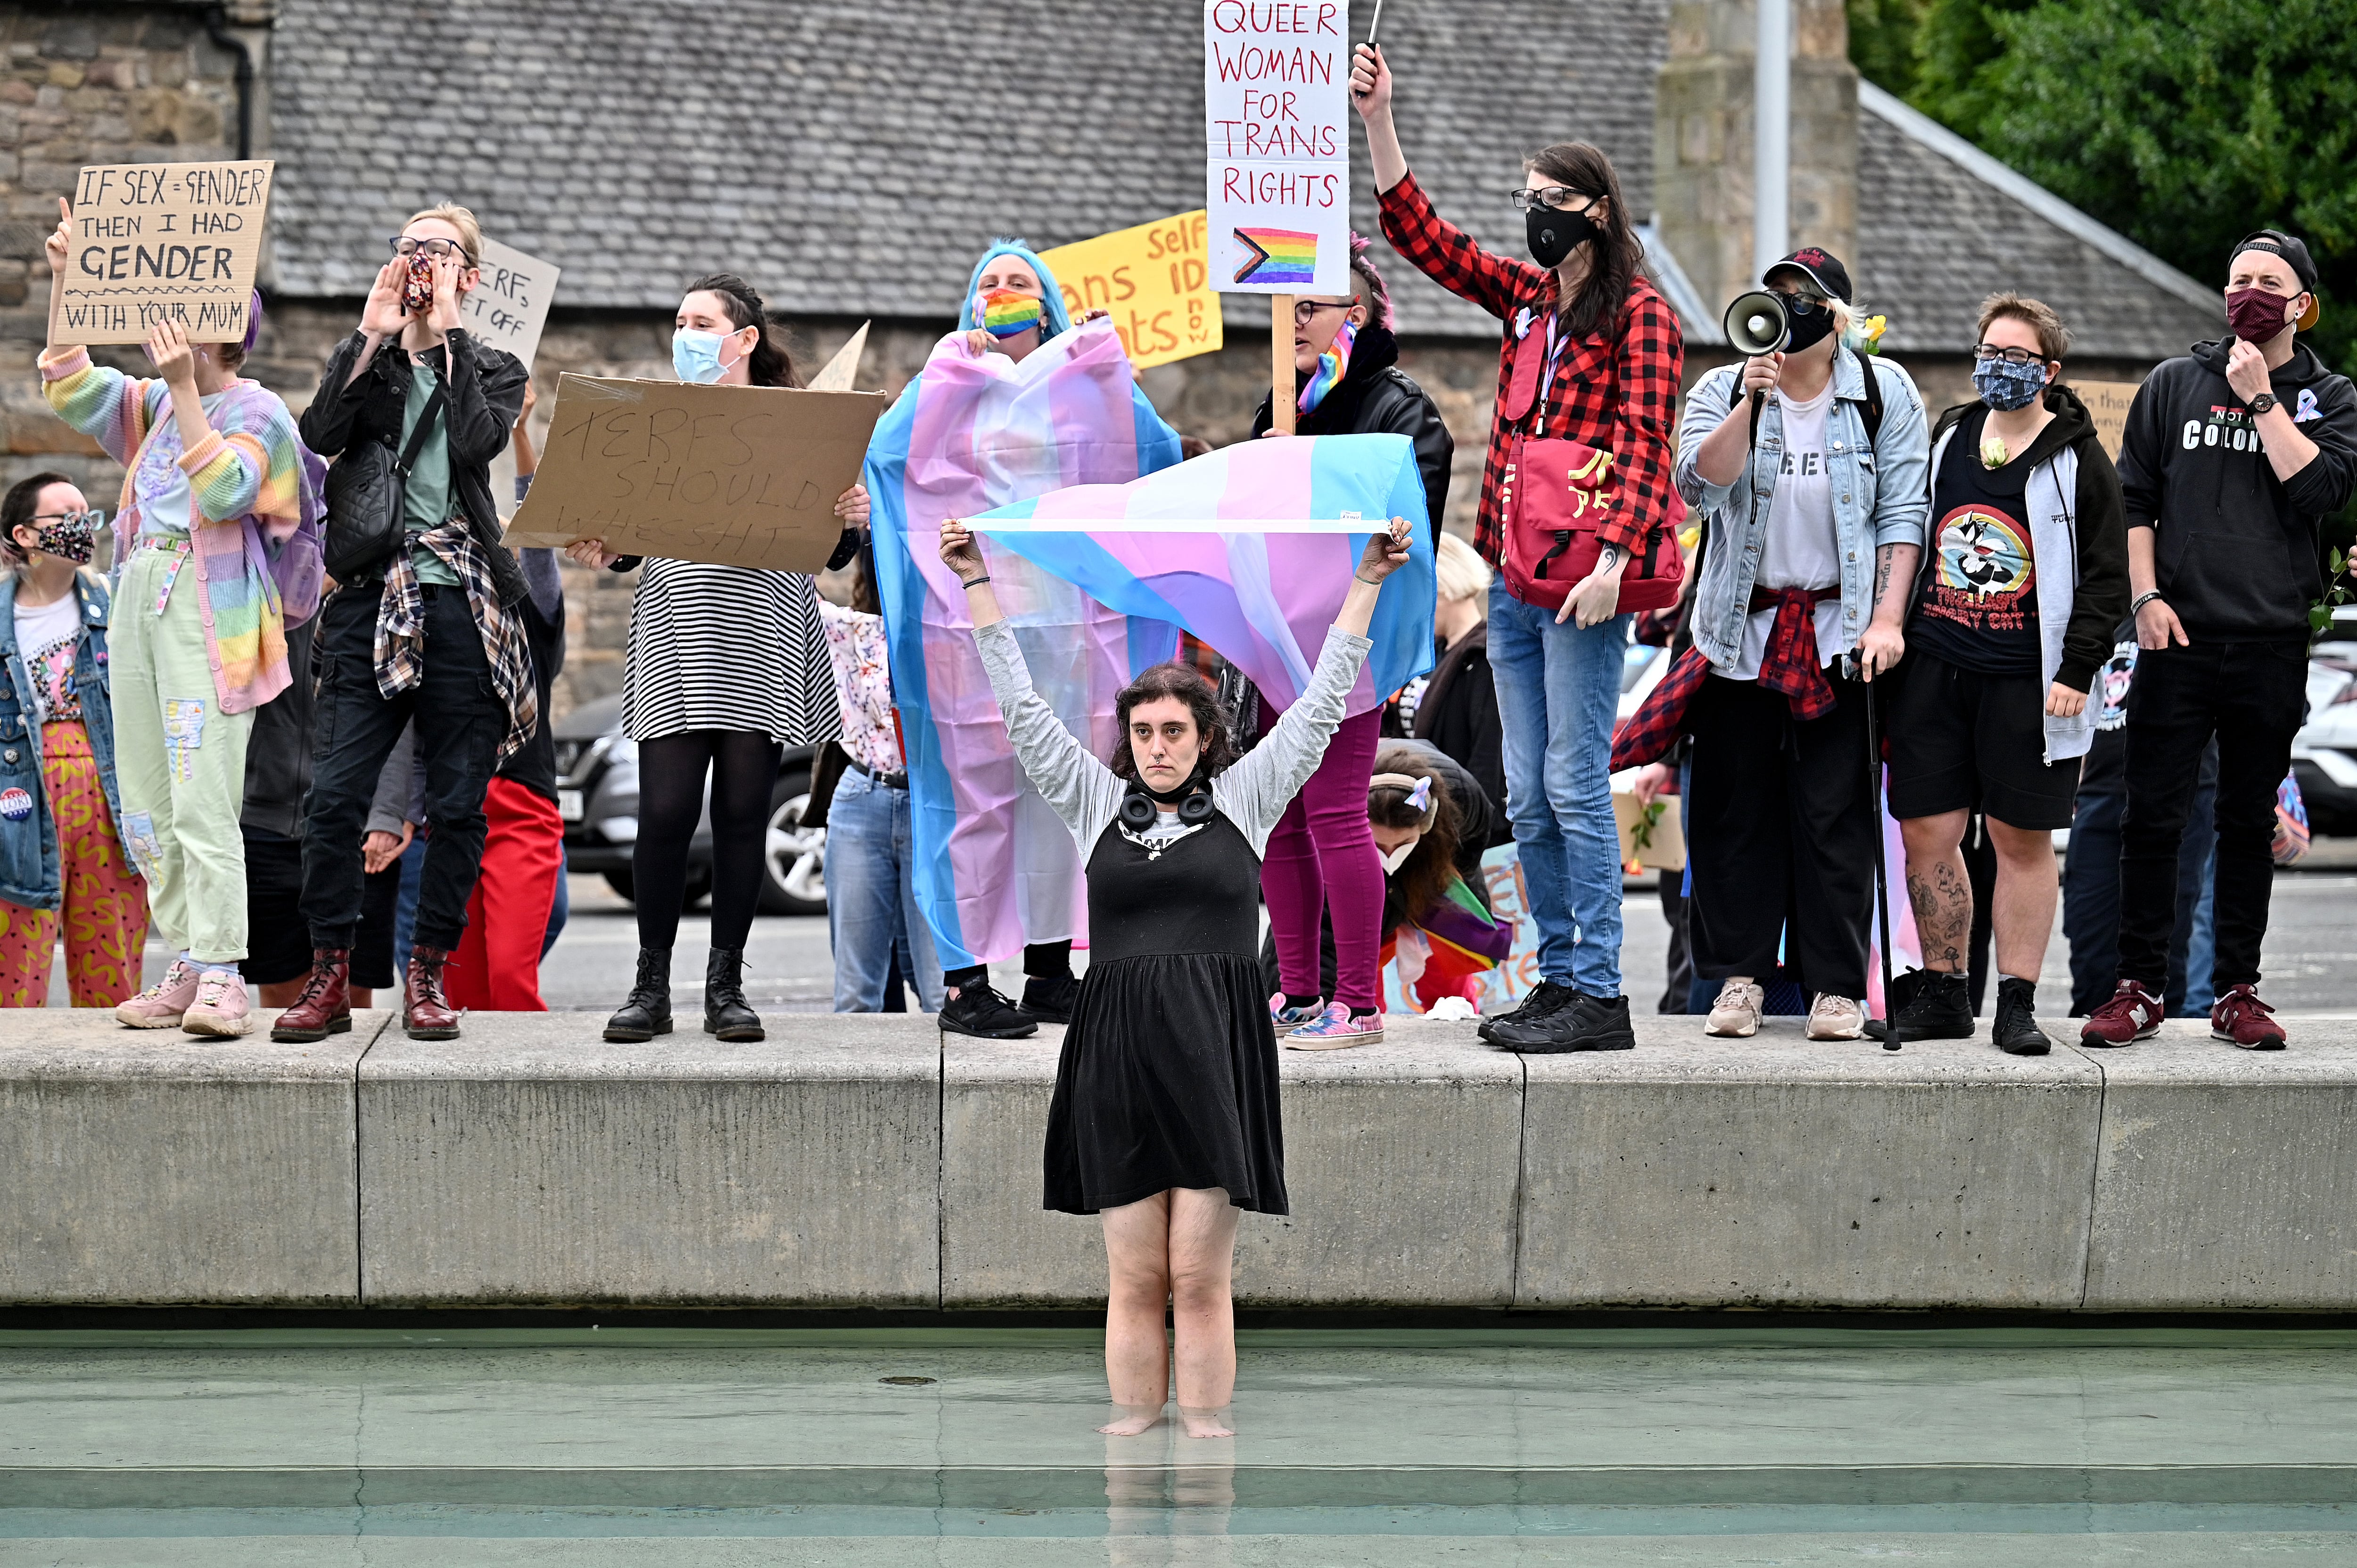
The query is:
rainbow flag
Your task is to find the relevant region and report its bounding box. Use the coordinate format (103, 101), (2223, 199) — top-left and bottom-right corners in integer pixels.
(966, 433), (1436, 717)
(977, 288), (1045, 339)
(1234, 227), (1319, 286)
(866, 321), (1183, 969)
(1386, 876), (1517, 1012)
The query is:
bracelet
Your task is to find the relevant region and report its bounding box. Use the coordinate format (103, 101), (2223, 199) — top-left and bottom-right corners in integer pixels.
(2130, 591), (2163, 616)
(959, 575), (990, 589)
(1354, 572), (1382, 586)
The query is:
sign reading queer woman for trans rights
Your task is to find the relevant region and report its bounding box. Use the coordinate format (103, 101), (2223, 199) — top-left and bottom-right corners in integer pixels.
(52, 160), (272, 345)
(1204, 0), (1350, 296)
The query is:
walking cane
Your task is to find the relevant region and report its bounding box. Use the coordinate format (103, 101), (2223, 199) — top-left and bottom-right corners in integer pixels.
(1851, 653), (1902, 1051)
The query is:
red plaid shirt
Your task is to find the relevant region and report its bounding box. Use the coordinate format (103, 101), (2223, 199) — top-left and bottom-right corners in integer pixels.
(1379, 172), (1684, 565)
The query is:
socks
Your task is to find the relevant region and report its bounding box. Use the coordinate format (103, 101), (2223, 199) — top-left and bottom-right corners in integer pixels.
(1285, 993), (1320, 1011)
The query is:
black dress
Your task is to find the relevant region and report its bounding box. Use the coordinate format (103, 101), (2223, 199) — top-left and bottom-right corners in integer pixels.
(1044, 813), (1286, 1215)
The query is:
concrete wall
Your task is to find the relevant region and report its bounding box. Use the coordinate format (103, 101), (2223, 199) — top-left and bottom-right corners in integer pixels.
(7, 1012), (2357, 1311)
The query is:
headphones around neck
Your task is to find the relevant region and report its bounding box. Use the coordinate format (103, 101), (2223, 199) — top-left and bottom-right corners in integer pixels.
(1120, 774), (1214, 830)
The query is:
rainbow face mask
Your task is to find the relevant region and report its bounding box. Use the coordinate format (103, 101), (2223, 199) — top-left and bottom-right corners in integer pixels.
(976, 288), (1046, 340)
(1299, 317), (1357, 416)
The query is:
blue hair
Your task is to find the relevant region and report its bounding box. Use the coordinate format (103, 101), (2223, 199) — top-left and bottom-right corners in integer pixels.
(959, 238), (1075, 338)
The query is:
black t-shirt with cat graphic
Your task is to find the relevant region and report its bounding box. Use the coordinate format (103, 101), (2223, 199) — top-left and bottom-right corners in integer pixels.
(1911, 404), (2041, 677)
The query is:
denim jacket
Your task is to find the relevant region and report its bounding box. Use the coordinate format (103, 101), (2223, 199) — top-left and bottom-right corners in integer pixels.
(0, 569), (120, 911)
(1675, 346), (1931, 671)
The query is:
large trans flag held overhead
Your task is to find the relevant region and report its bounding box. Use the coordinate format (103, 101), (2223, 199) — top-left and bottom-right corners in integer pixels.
(867, 317), (1183, 970)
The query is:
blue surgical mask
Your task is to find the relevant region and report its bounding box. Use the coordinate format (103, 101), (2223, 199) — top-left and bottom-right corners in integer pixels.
(1974, 357), (2048, 412)
(672, 328), (731, 384)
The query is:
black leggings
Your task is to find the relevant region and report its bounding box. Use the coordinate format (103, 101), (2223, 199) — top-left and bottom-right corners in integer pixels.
(633, 730), (781, 952)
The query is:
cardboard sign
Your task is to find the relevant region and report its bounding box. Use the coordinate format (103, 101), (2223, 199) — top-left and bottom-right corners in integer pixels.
(1613, 790), (1686, 872)
(502, 376), (888, 571)
(806, 321), (870, 392)
(52, 160), (272, 345)
(461, 236), (559, 371)
(2076, 378), (2142, 461)
(1039, 212), (1225, 369)
(1204, 0), (1351, 295)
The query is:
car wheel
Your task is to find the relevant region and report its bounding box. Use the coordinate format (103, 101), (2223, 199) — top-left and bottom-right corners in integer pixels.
(759, 772), (827, 916)
(602, 867), (714, 911)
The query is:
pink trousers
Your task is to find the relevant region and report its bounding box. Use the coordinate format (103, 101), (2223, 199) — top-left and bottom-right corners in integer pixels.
(1260, 706), (1383, 1011)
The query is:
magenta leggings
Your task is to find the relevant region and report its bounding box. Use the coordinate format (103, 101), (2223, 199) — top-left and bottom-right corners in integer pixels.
(1260, 706), (1383, 1010)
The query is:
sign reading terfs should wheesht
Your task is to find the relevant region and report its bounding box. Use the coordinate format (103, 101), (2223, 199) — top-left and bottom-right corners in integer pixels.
(1203, 0), (1351, 296)
(52, 160), (273, 345)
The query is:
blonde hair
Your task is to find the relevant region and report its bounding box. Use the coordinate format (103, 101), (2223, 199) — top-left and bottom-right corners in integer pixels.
(404, 203), (482, 266)
(1977, 292), (2072, 361)
(1434, 531), (1491, 608)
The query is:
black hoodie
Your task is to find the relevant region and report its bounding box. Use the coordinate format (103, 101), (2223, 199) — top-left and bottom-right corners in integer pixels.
(2117, 336), (2357, 640)
(1250, 324), (1455, 542)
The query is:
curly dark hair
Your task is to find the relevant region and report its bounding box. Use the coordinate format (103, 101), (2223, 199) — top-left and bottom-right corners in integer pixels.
(682, 272), (799, 388)
(1369, 747), (1463, 919)
(1106, 661), (1239, 783)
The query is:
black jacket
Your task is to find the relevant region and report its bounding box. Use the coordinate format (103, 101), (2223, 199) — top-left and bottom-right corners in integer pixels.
(1921, 384), (2131, 691)
(239, 618), (315, 837)
(1408, 624), (1507, 846)
(2118, 335), (2357, 640)
(300, 327), (532, 605)
(1251, 325), (1454, 541)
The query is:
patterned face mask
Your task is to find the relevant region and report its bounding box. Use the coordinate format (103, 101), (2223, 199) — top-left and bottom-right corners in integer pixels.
(1300, 316), (1358, 416)
(976, 288), (1046, 339)
(1974, 356), (2048, 412)
(23, 509), (99, 565)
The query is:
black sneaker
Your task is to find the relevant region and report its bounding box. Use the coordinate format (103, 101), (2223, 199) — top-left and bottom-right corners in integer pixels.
(940, 981), (1038, 1039)
(1477, 979), (1576, 1045)
(1019, 972), (1080, 1025)
(1491, 993), (1637, 1053)
(1992, 976), (2051, 1056)
(1868, 969), (1973, 1043)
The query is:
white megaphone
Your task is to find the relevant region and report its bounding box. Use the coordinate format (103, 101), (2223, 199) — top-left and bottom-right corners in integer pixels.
(1723, 289), (1791, 355)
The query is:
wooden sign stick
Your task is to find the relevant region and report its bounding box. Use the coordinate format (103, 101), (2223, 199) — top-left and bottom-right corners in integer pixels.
(1271, 294), (1296, 435)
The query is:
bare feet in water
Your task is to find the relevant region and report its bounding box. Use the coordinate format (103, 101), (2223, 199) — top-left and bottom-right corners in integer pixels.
(1178, 1405), (1235, 1439)
(1098, 1403), (1164, 1436)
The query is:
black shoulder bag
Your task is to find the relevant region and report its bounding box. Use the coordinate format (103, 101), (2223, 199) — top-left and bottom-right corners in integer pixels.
(322, 379), (447, 582)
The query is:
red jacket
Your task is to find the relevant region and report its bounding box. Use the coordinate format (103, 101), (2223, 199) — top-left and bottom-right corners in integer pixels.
(1378, 172), (1683, 564)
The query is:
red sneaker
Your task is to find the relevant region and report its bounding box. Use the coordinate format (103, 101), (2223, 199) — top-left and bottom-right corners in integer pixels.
(2211, 984), (2285, 1051)
(2079, 979), (2163, 1047)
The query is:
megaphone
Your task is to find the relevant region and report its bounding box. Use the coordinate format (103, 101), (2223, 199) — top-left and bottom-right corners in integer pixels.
(1723, 289), (1791, 356)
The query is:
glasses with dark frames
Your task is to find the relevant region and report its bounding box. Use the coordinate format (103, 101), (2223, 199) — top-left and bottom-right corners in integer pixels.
(388, 236), (472, 263)
(1509, 186), (1595, 213)
(1972, 343), (2046, 365)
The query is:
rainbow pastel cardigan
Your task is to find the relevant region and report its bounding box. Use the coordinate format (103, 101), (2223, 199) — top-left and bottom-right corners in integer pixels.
(41, 347), (325, 714)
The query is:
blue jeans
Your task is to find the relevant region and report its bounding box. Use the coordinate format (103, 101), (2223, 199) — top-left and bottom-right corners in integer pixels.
(1487, 583), (1626, 996)
(824, 769), (943, 1013)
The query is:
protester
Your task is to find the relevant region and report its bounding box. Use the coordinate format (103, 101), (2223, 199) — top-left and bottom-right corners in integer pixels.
(1394, 532), (1505, 835)
(1248, 232), (1453, 1046)
(820, 540), (942, 1013)
(445, 381), (567, 1014)
(942, 510), (1411, 1439)
(1880, 296), (2129, 1051)
(563, 273), (849, 1045)
(273, 204), (532, 1045)
(2078, 230), (2357, 1050)
(0, 474), (147, 1007)
(38, 205), (324, 1037)
(1355, 42), (1683, 1053)
(1673, 247), (1929, 1040)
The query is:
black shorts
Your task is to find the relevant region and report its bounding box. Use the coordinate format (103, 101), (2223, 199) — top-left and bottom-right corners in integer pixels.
(243, 829), (311, 985)
(1885, 650), (2080, 831)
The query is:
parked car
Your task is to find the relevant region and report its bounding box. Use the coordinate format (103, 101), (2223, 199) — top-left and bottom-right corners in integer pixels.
(551, 694), (828, 916)
(2293, 626), (2357, 839)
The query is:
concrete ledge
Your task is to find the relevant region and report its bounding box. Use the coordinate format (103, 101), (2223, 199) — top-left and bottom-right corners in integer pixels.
(1517, 1028), (2102, 1309)
(2083, 1023), (2357, 1310)
(0, 1010), (381, 1305)
(357, 1015), (939, 1306)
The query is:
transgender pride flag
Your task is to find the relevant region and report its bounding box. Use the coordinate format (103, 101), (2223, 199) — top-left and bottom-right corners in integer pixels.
(968, 433), (1438, 718)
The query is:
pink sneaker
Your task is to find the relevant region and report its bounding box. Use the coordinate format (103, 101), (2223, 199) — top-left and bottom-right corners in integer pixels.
(114, 959), (202, 1029)
(181, 970), (254, 1039)
(1281, 1001), (1385, 1050)
(1270, 992), (1326, 1030)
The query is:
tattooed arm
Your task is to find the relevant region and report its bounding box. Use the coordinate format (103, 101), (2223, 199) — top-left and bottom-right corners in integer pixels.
(1855, 541), (1920, 680)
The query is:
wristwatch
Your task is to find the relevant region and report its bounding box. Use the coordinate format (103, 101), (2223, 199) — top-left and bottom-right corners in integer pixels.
(2249, 392), (2280, 416)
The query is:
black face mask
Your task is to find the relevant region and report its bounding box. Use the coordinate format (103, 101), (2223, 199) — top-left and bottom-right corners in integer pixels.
(1780, 295), (1838, 353)
(1527, 204), (1599, 269)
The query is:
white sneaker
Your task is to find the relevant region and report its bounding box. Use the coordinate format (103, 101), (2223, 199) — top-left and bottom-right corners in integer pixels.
(1806, 993), (1866, 1041)
(1706, 979), (1764, 1037)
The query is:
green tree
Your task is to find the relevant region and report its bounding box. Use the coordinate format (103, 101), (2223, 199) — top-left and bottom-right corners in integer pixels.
(1846, 0), (1928, 99)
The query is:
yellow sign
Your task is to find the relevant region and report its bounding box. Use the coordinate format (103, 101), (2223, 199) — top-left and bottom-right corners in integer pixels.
(2076, 379), (2142, 461)
(1040, 211), (1223, 370)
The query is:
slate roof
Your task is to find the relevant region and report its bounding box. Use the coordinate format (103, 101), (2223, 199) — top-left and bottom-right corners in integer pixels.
(267, 0), (2215, 356)
(268, 0), (1662, 341)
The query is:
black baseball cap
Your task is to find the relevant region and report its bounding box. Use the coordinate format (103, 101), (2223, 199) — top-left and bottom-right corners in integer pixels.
(1764, 246), (1853, 304)
(2233, 230), (2322, 328)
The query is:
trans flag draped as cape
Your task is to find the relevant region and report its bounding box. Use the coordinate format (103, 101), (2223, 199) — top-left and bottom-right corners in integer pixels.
(867, 320), (1183, 969)
(967, 432), (1437, 719)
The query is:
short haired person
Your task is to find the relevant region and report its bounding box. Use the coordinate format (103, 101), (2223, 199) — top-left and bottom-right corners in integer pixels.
(940, 509), (1410, 1440)
(1883, 295), (2129, 1051)
(2081, 231), (2357, 1049)
(273, 204), (535, 1044)
(1249, 232), (1454, 1046)
(38, 202), (324, 1037)
(1674, 248), (1929, 1039)
(1356, 42), (1685, 1052)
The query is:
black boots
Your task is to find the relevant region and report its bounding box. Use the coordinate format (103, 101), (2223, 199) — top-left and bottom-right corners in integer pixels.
(1886, 969), (1974, 1043)
(705, 946), (764, 1042)
(1993, 976), (2052, 1056)
(605, 948), (673, 1043)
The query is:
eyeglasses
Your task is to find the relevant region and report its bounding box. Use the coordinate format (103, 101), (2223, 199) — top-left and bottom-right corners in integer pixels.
(1972, 343), (2045, 366)
(1293, 300), (1356, 325)
(27, 509), (102, 529)
(388, 237), (472, 263)
(1509, 186), (1594, 213)
(1773, 289), (1833, 316)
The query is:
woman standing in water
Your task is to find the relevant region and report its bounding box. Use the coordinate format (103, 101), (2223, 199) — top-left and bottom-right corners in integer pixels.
(939, 513), (1413, 1439)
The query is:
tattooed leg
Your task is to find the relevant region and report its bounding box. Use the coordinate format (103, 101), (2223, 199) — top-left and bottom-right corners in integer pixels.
(1898, 811), (1973, 973)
